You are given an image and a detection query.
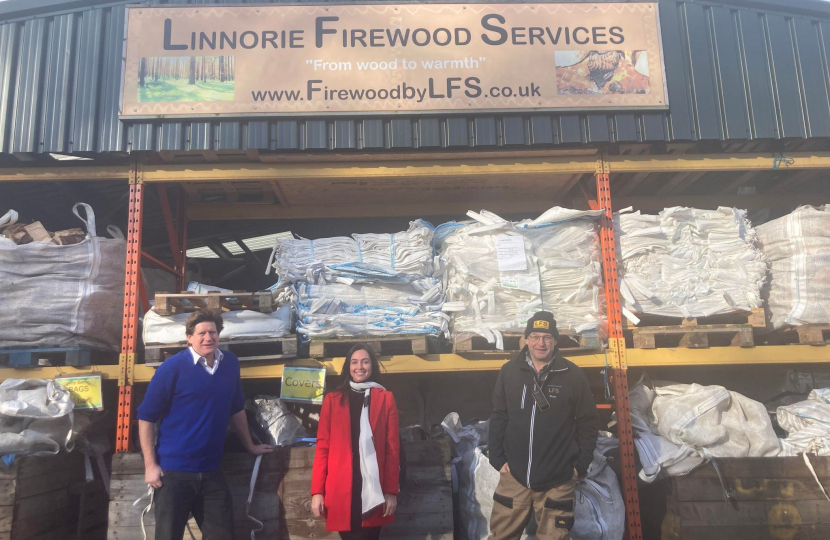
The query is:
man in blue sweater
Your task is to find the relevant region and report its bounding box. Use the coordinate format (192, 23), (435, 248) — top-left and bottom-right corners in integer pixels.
(137, 309), (273, 540)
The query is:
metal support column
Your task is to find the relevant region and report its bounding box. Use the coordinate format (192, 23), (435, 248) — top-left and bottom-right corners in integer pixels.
(116, 162), (144, 453)
(596, 155), (643, 539)
(157, 185), (188, 292)
(175, 186), (188, 292)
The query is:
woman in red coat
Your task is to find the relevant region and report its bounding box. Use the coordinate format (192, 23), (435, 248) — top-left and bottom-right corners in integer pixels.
(311, 344), (400, 540)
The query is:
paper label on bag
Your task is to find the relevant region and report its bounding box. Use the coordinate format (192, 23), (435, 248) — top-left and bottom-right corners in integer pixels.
(500, 274), (541, 295)
(495, 235), (527, 272)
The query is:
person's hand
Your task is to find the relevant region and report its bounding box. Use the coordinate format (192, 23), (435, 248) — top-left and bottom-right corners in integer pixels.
(382, 494), (397, 517)
(247, 443), (274, 456)
(311, 494), (326, 518)
(573, 468), (580, 480)
(500, 463), (510, 474)
(145, 463), (163, 489)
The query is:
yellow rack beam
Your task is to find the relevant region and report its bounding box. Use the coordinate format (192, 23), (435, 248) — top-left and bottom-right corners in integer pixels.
(5, 152), (830, 184)
(606, 152), (830, 172)
(2, 346), (825, 383)
(140, 157), (598, 183)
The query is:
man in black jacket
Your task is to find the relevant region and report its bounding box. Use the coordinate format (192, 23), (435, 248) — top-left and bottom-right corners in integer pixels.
(487, 311), (599, 540)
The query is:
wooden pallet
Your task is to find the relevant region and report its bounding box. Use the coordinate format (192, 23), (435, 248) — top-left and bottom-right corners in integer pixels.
(109, 453), (272, 540)
(0, 451), (109, 540)
(793, 324), (830, 345)
(307, 334), (440, 358)
(0, 346), (115, 367)
(275, 440), (453, 540)
(144, 336), (297, 366)
(452, 331), (602, 353)
(109, 440), (453, 540)
(761, 324), (830, 346)
(640, 456), (830, 540)
(153, 291), (276, 316)
(623, 307), (766, 329)
(631, 323), (754, 349)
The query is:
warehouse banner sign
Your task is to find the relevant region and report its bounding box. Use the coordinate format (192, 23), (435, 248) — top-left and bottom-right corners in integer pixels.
(121, 3), (666, 117)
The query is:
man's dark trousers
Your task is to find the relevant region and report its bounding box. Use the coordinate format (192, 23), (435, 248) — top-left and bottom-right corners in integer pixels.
(154, 468), (234, 540)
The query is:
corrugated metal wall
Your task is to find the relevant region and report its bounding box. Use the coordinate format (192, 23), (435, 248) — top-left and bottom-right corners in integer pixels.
(1, 0), (830, 156)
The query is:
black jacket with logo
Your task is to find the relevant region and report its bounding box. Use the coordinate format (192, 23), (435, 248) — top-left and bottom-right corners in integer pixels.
(488, 347), (599, 491)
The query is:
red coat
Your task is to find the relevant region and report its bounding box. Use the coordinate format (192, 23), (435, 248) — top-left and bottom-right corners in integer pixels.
(311, 388), (400, 531)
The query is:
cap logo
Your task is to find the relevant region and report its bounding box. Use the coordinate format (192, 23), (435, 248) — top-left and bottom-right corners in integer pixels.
(533, 320), (550, 329)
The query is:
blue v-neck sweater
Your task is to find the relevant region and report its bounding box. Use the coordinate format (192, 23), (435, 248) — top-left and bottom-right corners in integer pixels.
(136, 349), (245, 472)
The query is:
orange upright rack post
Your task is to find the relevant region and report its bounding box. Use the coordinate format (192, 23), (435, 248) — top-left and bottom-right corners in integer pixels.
(595, 154), (643, 540)
(116, 162), (145, 453)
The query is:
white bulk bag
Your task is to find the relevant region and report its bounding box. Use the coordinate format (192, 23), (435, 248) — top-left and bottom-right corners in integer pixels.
(0, 204), (126, 350)
(756, 205), (830, 329)
(0, 378), (75, 456)
(458, 447), (501, 540)
(615, 207), (767, 319)
(573, 452), (625, 540)
(143, 307), (292, 346)
(778, 388), (830, 456)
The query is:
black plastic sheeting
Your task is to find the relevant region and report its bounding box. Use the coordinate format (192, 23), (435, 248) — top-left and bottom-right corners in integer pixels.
(2, 0), (830, 156)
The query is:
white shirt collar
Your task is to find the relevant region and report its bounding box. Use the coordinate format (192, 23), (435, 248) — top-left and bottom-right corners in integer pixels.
(189, 347), (224, 375)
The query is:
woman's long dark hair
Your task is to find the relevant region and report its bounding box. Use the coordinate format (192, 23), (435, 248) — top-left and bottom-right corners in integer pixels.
(333, 343), (382, 405)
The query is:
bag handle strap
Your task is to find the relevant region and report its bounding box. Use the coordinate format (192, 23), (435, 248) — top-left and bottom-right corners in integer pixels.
(107, 225), (125, 239)
(72, 203), (97, 238)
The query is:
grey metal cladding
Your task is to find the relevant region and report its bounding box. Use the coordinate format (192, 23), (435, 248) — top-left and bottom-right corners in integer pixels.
(766, 14), (807, 138)
(680, 2), (721, 141)
(130, 121), (154, 151)
(474, 117), (497, 146)
(70, 8), (103, 153)
(659, 0), (696, 140)
(502, 116), (525, 145)
(792, 17), (830, 137)
(304, 120), (327, 149)
(246, 121), (270, 149)
(189, 121), (212, 150)
(218, 121), (241, 150)
(98, 5), (126, 152)
(389, 118), (413, 148)
(12, 17), (46, 153)
(418, 118), (441, 147)
(0, 23), (18, 153)
(446, 117), (469, 147)
(361, 119), (384, 148)
(159, 122), (184, 151)
(530, 116), (554, 144)
(709, 6), (750, 140)
(275, 120), (298, 149)
(4, 0), (830, 157)
(587, 115), (610, 142)
(40, 14), (73, 153)
(642, 113), (667, 141)
(333, 120), (355, 149)
(560, 116), (583, 144)
(737, 10), (777, 139)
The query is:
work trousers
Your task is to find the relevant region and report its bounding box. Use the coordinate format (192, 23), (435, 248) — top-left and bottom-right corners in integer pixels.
(488, 471), (576, 540)
(153, 468), (234, 540)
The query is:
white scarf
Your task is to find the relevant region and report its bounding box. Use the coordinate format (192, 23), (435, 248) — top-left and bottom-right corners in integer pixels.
(350, 381), (386, 514)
